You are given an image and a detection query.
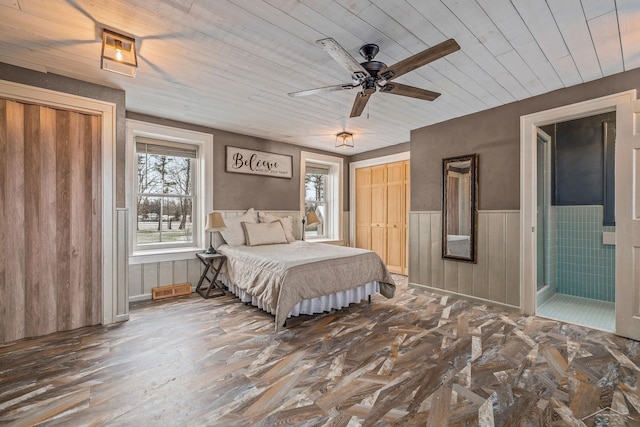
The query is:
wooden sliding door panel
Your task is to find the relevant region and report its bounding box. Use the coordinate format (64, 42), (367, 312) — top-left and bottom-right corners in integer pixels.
(56, 109), (73, 332)
(90, 115), (102, 325)
(1, 100), (26, 343)
(70, 112), (88, 330)
(0, 99), (101, 344)
(25, 105), (58, 337)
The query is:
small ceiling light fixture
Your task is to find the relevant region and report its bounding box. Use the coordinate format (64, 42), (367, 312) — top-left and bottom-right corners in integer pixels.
(335, 131), (354, 149)
(101, 29), (138, 77)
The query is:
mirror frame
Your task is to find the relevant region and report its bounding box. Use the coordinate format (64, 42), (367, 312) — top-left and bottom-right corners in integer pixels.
(442, 154), (478, 263)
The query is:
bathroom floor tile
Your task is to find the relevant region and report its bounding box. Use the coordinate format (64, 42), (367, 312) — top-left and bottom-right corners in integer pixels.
(537, 293), (614, 332)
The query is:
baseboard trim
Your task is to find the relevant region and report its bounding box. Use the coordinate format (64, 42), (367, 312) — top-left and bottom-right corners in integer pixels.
(408, 282), (521, 311)
(129, 293), (152, 302)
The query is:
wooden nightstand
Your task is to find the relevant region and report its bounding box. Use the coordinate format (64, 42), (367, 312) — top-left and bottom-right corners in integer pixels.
(195, 252), (227, 299)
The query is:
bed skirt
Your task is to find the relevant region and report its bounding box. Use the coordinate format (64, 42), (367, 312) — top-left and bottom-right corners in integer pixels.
(219, 273), (380, 319)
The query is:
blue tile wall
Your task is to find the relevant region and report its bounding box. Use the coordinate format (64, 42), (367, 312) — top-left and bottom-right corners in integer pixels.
(555, 206), (615, 302)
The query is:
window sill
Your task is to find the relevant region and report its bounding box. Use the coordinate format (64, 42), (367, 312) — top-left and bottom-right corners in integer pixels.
(129, 247), (204, 265)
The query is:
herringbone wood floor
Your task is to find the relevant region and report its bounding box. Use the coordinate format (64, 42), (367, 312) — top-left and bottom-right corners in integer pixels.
(1, 276), (640, 426)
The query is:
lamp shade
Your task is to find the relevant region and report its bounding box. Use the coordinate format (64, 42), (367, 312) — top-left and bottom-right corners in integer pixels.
(205, 212), (226, 231)
(305, 211), (321, 227)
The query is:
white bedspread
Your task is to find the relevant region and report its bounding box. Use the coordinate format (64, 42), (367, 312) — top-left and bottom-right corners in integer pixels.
(217, 241), (395, 330)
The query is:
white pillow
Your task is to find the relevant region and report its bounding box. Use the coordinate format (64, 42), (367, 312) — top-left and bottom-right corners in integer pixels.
(259, 211), (296, 242)
(219, 208), (257, 246)
(242, 221), (288, 246)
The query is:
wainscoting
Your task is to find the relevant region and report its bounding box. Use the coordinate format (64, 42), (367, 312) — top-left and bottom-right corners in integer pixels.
(128, 210), (350, 301)
(409, 211), (520, 308)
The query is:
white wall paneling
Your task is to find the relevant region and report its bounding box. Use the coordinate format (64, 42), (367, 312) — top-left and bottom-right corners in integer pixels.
(409, 211), (520, 308)
(142, 264), (158, 297)
(116, 209), (129, 322)
(158, 263), (174, 287)
(173, 260), (188, 285)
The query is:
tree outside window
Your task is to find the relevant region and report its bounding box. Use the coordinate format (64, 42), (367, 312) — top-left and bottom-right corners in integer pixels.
(136, 142), (195, 246)
(305, 164), (329, 238)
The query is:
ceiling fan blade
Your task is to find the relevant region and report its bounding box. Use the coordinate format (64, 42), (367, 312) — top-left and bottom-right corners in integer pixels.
(288, 83), (356, 97)
(316, 38), (370, 79)
(350, 91), (371, 118)
(380, 39), (460, 82)
(379, 82), (440, 101)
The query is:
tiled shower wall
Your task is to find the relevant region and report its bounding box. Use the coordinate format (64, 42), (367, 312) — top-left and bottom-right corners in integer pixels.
(554, 205), (615, 302)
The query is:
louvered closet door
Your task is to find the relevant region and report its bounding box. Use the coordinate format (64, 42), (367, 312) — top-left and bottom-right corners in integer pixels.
(386, 162), (404, 274)
(355, 167), (372, 250)
(0, 99), (102, 343)
(370, 165), (387, 263)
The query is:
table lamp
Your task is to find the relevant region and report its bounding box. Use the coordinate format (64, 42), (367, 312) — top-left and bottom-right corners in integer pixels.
(205, 212), (226, 254)
(302, 211), (321, 241)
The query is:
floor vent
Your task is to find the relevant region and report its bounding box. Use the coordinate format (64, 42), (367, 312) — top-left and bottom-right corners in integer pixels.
(152, 283), (193, 300)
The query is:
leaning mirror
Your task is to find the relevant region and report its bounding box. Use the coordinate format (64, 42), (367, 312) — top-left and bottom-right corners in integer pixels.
(442, 154), (478, 263)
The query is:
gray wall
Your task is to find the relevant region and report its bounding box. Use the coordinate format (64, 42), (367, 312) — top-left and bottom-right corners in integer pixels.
(127, 112), (350, 211)
(411, 67), (640, 211)
(349, 142), (409, 163)
(0, 63), (127, 206)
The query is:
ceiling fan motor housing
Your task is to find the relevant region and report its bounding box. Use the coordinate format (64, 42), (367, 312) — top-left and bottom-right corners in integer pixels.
(360, 60), (386, 77)
(359, 43), (379, 61)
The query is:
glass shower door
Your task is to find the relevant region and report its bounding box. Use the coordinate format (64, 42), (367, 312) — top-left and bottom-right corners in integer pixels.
(536, 134), (547, 291)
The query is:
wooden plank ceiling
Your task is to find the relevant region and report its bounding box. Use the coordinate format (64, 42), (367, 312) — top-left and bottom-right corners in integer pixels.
(0, 0), (638, 154)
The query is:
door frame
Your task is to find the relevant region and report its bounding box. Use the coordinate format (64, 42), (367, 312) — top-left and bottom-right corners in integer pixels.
(520, 90), (636, 318)
(349, 151), (410, 247)
(0, 79), (120, 325)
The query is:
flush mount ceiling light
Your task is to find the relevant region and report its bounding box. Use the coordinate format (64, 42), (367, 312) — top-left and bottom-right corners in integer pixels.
(335, 131), (354, 149)
(101, 29), (138, 77)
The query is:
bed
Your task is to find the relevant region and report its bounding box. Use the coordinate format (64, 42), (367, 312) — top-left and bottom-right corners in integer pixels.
(216, 241), (396, 331)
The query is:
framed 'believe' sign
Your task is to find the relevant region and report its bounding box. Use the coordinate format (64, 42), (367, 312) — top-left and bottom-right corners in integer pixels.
(225, 146), (293, 179)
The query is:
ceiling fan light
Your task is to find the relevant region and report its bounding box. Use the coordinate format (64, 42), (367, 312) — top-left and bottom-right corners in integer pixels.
(336, 131), (354, 149)
(101, 29), (138, 78)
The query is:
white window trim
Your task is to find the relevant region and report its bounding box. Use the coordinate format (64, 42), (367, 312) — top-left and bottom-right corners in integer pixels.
(126, 119), (213, 264)
(349, 151), (410, 247)
(300, 151), (343, 242)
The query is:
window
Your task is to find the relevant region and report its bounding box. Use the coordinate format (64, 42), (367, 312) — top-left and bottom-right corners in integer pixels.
(127, 120), (213, 262)
(135, 139), (196, 248)
(305, 163), (330, 238)
(300, 152), (343, 241)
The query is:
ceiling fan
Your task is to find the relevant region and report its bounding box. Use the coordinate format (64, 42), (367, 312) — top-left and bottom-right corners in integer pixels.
(288, 38), (460, 118)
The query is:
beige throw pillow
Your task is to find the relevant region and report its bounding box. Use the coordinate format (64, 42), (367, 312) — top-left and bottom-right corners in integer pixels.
(219, 208), (257, 246)
(242, 221), (288, 246)
(258, 211), (296, 242)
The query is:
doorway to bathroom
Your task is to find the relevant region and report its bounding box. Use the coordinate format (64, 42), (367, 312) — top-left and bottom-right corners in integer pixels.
(534, 113), (616, 332)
